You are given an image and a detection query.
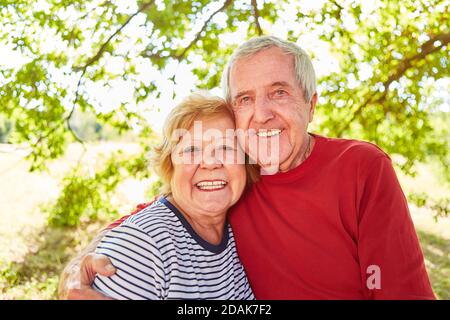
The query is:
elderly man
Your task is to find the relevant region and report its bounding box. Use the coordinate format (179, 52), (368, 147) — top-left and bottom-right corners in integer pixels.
(59, 36), (434, 299)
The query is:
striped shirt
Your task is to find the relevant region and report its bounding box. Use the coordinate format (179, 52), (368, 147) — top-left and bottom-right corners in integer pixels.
(92, 197), (254, 300)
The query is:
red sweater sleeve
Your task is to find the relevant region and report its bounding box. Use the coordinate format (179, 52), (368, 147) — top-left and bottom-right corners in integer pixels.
(105, 196), (158, 230)
(357, 156), (435, 299)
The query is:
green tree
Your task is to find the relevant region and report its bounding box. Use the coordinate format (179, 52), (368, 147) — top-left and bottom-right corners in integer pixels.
(0, 0), (448, 224)
(315, 0), (449, 173)
(0, 114), (13, 143)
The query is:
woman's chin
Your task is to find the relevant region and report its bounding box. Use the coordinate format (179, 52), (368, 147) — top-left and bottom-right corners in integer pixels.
(195, 197), (231, 213)
(201, 204), (229, 215)
(193, 190), (232, 214)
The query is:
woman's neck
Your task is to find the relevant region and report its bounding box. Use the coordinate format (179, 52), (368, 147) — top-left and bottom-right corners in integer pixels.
(166, 195), (227, 245)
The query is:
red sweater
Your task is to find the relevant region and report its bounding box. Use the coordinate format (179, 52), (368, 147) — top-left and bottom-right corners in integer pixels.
(108, 135), (434, 300)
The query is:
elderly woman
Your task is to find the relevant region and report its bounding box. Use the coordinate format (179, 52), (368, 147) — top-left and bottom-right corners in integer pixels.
(92, 93), (257, 299)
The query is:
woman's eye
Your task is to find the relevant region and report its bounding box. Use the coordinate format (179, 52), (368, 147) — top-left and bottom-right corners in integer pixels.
(220, 145), (234, 151)
(183, 146), (200, 153)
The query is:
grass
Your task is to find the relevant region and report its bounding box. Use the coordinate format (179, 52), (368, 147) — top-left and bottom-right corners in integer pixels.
(0, 221), (107, 299)
(0, 229), (72, 299)
(417, 230), (450, 299)
(0, 142), (145, 299)
(0, 142), (449, 299)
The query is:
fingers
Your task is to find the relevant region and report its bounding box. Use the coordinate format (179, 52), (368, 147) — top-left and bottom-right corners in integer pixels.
(63, 254), (116, 300)
(91, 254), (116, 277)
(79, 253), (116, 287)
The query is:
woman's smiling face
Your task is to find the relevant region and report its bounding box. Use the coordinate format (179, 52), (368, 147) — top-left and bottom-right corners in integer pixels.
(170, 114), (246, 216)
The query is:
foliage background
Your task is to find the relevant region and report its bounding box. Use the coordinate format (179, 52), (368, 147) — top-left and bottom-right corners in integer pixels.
(0, 0), (449, 299)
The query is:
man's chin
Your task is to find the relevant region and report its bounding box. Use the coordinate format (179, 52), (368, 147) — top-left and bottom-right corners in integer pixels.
(259, 164), (280, 175)
(245, 152), (292, 175)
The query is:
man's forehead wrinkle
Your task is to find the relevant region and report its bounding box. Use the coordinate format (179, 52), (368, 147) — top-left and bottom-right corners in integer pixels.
(233, 81), (292, 98)
(229, 48), (298, 100)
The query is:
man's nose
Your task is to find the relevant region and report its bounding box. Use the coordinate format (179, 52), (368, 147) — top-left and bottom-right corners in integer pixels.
(253, 95), (274, 123)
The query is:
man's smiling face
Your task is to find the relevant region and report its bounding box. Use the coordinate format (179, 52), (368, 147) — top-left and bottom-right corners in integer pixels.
(229, 46), (317, 172)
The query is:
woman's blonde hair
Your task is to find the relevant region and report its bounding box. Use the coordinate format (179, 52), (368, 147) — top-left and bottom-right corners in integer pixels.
(152, 92), (259, 195)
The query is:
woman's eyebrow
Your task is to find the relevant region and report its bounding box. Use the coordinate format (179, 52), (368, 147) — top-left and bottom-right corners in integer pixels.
(177, 138), (202, 145)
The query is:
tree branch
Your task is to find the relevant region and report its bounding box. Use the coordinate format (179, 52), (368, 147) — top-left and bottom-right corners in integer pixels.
(27, 1), (155, 167)
(67, 1), (114, 48)
(251, 0), (263, 36)
(384, 32), (450, 89)
(66, 69), (87, 145)
(335, 32), (450, 136)
(31, 69), (87, 151)
(74, 1), (154, 71)
(65, 1), (156, 144)
(78, 0), (113, 21)
(174, 0), (233, 60)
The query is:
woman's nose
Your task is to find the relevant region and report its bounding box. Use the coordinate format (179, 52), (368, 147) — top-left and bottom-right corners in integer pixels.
(200, 149), (223, 170)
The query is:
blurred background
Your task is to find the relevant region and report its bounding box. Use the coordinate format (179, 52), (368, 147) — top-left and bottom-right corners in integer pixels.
(0, 0), (448, 299)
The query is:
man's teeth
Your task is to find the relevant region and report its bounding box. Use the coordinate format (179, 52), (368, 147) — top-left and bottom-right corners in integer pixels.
(196, 180), (227, 190)
(257, 129), (281, 137)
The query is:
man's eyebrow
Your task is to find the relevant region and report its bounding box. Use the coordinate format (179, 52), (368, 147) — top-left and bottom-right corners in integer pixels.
(270, 81), (292, 88)
(233, 90), (252, 101)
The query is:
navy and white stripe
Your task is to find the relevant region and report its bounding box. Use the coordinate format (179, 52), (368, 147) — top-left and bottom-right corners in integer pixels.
(93, 197), (254, 300)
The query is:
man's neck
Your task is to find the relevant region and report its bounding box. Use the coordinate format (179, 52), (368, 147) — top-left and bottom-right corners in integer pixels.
(278, 133), (315, 173)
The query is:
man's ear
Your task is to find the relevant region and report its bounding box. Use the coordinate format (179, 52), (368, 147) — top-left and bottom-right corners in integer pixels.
(308, 92), (318, 123)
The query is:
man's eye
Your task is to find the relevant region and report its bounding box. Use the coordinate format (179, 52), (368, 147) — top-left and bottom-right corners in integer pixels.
(239, 96), (251, 104)
(274, 89), (287, 96)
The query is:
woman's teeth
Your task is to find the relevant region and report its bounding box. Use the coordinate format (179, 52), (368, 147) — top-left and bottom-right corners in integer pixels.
(196, 180), (227, 190)
(257, 129), (281, 137)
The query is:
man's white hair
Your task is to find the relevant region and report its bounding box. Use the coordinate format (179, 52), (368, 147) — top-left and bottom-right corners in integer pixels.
(221, 35), (317, 103)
